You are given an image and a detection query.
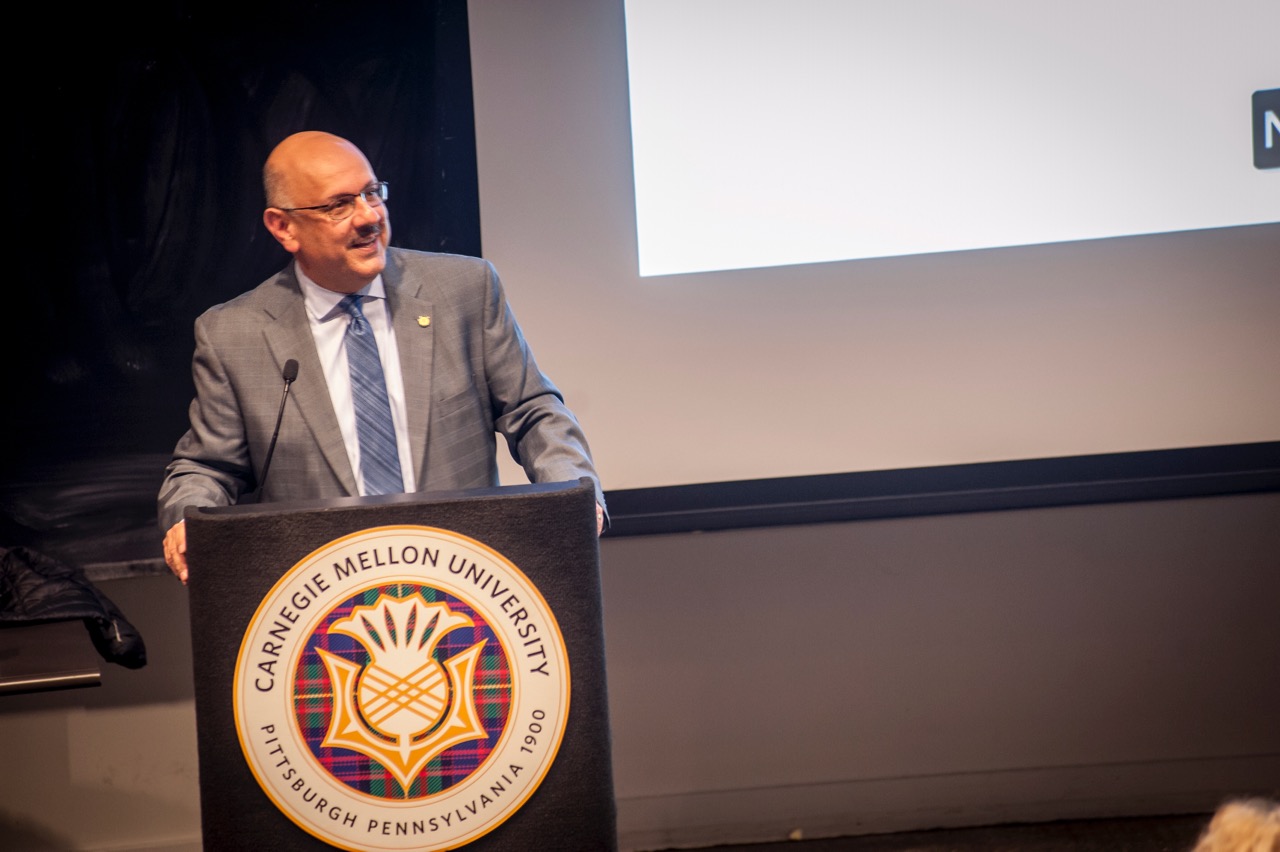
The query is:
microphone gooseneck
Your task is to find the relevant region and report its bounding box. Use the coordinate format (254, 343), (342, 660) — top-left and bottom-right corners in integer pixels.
(259, 359), (299, 497)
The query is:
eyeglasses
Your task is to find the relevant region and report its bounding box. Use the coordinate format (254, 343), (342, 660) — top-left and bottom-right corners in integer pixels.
(278, 181), (389, 222)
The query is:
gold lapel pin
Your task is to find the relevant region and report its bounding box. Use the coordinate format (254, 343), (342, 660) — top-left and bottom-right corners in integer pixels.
(417, 316), (431, 327)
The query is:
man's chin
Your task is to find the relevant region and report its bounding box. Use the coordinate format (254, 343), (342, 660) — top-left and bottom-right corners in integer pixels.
(350, 246), (387, 277)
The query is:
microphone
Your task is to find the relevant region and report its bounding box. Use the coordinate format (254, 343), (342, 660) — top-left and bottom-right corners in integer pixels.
(259, 359), (299, 498)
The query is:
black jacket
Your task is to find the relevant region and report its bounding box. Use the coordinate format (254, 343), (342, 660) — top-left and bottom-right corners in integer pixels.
(0, 546), (146, 669)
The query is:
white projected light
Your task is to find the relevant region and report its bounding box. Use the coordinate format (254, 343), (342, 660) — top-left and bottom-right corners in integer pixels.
(623, 0), (1280, 277)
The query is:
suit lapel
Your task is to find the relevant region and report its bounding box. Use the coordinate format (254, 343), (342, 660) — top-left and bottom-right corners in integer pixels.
(260, 264), (359, 496)
(384, 251), (435, 489)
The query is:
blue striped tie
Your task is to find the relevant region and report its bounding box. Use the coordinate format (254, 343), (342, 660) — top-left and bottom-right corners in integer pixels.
(339, 294), (404, 496)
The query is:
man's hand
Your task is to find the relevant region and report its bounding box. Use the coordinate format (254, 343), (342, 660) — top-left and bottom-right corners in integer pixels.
(163, 520), (189, 585)
(597, 502), (605, 537)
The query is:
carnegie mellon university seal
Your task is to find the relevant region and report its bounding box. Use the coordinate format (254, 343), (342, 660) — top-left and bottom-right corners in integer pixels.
(233, 526), (570, 850)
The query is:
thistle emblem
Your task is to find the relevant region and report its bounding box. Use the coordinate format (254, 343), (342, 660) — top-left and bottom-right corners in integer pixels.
(316, 595), (489, 791)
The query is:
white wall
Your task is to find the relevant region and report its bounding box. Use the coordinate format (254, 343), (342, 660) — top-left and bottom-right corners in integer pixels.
(601, 492), (1280, 848)
(467, 0), (1280, 492)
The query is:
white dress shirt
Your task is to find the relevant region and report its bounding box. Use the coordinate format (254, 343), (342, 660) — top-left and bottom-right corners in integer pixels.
(296, 268), (417, 494)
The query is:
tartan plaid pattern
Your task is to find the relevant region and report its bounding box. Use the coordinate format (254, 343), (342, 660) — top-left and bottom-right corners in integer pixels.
(293, 583), (513, 800)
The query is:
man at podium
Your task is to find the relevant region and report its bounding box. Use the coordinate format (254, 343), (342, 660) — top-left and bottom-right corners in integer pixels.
(158, 131), (605, 583)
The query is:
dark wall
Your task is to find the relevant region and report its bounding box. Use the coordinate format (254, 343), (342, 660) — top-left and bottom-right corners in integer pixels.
(3, 1), (479, 566)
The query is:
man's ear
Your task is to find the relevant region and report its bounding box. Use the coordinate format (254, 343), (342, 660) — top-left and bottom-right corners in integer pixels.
(263, 208), (299, 253)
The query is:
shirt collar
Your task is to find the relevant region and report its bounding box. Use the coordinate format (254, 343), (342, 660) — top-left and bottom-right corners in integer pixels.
(296, 264), (388, 323)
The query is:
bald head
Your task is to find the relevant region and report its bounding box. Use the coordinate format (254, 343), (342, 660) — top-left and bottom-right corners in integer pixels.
(260, 131), (391, 293)
(263, 131), (374, 209)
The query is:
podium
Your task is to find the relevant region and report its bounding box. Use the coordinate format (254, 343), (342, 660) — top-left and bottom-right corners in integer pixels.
(184, 479), (617, 851)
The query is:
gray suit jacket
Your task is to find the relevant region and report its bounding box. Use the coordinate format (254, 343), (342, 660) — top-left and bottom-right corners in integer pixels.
(158, 248), (603, 531)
